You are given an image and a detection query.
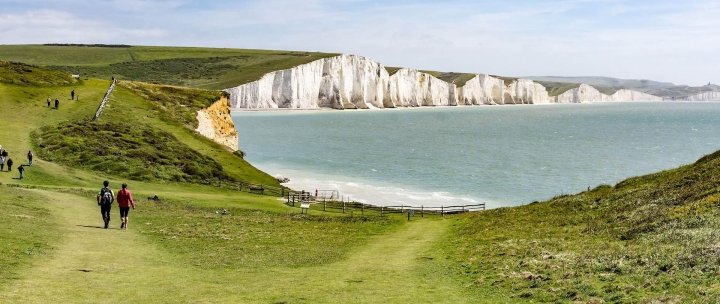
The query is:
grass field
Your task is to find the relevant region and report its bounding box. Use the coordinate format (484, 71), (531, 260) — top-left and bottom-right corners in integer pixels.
(0, 45), (338, 90)
(2, 49), (720, 302)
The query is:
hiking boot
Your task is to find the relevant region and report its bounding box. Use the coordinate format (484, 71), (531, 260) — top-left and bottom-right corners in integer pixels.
(121, 222), (125, 229)
(104, 222), (109, 229)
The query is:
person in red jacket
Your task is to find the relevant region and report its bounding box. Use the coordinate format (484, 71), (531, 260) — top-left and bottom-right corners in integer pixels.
(116, 183), (136, 230)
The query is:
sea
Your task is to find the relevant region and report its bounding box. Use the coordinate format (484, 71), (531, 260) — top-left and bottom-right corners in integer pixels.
(232, 102), (720, 209)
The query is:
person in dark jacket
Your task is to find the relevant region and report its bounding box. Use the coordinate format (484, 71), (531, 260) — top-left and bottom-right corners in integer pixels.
(71, 90), (75, 100)
(55, 98), (59, 110)
(27, 151), (33, 166)
(18, 165), (24, 179)
(6, 157), (13, 172)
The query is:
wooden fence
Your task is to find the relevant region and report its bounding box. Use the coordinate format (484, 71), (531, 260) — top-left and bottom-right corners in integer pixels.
(202, 177), (486, 216)
(286, 194), (485, 217)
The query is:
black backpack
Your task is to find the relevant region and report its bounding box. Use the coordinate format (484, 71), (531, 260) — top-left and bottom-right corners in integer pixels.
(100, 187), (114, 205)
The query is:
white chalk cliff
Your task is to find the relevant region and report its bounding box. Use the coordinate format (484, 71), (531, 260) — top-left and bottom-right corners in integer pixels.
(667, 92), (720, 101)
(225, 55), (663, 109)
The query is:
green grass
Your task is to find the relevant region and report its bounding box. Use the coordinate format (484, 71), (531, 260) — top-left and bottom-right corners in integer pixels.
(0, 61), (77, 86)
(33, 120), (230, 183)
(0, 187), (59, 286)
(445, 150), (720, 302)
(0, 45), (339, 89)
(119, 81), (225, 128)
(135, 200), (401, 269)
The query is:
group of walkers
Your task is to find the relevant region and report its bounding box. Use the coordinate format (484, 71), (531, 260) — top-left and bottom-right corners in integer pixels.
(0, 145), (32, 180)
(46, 90), (77, 110)
(97, 181), (136, 230)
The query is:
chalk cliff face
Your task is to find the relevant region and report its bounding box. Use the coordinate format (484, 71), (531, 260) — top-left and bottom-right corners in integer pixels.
(608, 89), (663, 102)
(457, 74), (504, 105)
(505, 79), (551, 104)
(196, 95), (238, 151)
(386, 69), (457, 107)
(668, 92), (720, 101)
(225, 55), (663, 109)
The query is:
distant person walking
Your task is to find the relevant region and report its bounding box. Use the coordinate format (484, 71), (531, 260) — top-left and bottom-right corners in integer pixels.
(18, 165), (24, 180)
(0, 155), (5, 171)
(1, 149), (7, 158)
(6, 157), (13, 172)
(47, 97), (51, 107)
(97, 180), (115, 229)
(71, 90), (75, 100)
(116, 183), (136, 230)
(27, 151), (33, 166)
(55, 98), (59, 110)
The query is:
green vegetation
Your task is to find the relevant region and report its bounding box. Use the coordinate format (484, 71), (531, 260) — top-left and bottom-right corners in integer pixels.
(119, 81), (225, 128)
(0, 187), (59, 286)
(421, 70), (477, 87)
(535, 80), (581, 96)
(33, 121), (229, 183)
(136, 200), (400, 268)
(0, 45), (338, 89)
(0, 62), (77, 86)
(446, 150), (720, 302)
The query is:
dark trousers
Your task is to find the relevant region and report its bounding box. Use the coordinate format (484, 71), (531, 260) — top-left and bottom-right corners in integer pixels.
(101, 204), (112, 222)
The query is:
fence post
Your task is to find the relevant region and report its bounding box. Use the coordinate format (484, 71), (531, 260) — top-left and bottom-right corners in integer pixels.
(421, 205), (424, 218)
(401, 205), (404, 214)
(381, 207), (384, 216)
(441, 206), (444, 217)
(462, 205), (465, 213)
(361, 203), (364, 215)
(281, 188), (285, 198)
(343, 201), (346, 214)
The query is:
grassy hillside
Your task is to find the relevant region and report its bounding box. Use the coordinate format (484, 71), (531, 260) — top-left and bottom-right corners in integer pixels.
(0, 45), (338, 89)
(527, 76), (720, 98)
(0, 61), (77, 86)
(444, 150), (720, 302)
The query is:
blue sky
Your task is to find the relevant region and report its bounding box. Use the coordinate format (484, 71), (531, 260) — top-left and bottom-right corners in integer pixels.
(1, 0), (718, 85)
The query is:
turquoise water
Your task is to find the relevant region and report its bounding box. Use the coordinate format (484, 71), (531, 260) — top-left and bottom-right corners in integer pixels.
(232, 102), (720, 208)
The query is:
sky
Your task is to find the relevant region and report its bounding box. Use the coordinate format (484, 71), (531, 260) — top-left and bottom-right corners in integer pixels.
(0, 0), (718, 86)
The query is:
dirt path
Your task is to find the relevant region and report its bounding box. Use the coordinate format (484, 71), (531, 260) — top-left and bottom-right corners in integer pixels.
(2, 190), (473, 303)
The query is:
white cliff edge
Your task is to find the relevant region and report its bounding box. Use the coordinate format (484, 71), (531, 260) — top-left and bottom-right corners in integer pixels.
(225, 55), (663, 109)
(196, 95), (239, 151)
(666, 92), (720, 101)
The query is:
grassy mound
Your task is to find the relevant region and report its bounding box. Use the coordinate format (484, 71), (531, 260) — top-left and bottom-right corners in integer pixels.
(0, 62), (76, 86)
(119, 81), (225, 128)
(33, 120), (229, 183)
(447, 150), (720, 302)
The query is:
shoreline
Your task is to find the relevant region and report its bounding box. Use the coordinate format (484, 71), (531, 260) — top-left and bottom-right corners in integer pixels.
(229, 100), (708, 112)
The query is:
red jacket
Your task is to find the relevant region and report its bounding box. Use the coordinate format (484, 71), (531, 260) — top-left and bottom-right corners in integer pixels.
(116, 189), (136, 208)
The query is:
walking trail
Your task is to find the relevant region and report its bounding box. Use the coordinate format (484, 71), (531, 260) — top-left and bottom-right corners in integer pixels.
(1, 189), (475, 303)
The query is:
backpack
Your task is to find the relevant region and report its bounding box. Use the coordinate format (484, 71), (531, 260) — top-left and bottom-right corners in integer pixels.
(100, 187), (114, 205)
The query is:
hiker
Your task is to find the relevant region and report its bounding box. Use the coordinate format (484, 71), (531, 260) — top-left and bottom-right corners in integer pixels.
(96, 180), (115, 229)
(116, 183), (136, 230)
(1, 149), (7, 158)
(6, 157), (13, 172)
(55, 98), (59, 110)
(71, 90), (75, 100)
(27, 151), (33, 166)
(18, 165), (24, 180)
(0, 154), (5, 171)
(47, 97), (51, 107)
